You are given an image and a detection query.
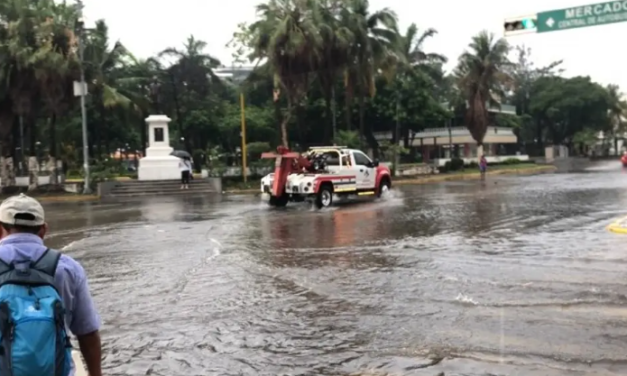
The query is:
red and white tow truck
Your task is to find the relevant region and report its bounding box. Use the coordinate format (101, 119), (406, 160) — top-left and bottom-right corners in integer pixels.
(260, 145), (392, 208)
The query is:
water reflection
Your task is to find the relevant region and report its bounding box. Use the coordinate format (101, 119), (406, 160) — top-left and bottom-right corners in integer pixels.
(40, 164), (627, 376)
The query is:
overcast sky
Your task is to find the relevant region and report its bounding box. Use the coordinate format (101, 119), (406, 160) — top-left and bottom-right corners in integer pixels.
(82, 0), (625, 91)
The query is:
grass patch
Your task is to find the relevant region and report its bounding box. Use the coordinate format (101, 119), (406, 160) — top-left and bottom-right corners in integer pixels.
(222, 178), (261, 191)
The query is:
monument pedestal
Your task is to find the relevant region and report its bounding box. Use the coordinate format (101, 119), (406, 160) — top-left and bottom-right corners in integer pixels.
(138, 115), (181, 181)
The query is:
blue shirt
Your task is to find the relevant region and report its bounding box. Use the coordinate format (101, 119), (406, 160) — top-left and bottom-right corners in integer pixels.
(0, 234), (101, 375)
(0, 234), (101, 334)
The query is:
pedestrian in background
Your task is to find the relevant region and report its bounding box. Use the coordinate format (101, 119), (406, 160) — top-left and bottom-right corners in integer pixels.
(479, 154), (487, 180)
(180, 157), (192, 189)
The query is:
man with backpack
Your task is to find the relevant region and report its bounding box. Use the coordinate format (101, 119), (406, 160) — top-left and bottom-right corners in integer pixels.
(0, 194), (102, 376)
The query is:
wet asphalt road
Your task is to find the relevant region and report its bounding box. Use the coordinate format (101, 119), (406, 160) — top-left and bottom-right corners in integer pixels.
(42, 162), (627, 375)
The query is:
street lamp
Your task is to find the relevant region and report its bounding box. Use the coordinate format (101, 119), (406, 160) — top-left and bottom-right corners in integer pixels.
(74, 0), (91, 194)
(214, 66), (252, 182)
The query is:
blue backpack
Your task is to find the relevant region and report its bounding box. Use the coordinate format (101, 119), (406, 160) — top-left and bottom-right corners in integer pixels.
(0, 249), (71, 376)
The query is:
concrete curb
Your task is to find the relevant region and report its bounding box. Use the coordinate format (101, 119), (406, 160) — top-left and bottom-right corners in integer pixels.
(35, 195), (100, 203)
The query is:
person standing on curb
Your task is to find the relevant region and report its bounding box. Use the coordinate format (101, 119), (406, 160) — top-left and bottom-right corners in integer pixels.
(180, 157), (192, 189)
(0, 194), (102, 376)
(479, 154), (488, 180)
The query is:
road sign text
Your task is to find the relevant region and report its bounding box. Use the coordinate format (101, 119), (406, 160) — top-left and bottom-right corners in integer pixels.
(537, 0), (627, 33)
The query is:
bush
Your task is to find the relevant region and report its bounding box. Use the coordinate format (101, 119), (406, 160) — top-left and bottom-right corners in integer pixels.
(450, 157), (464, 171)
(500, 158), (523, 165)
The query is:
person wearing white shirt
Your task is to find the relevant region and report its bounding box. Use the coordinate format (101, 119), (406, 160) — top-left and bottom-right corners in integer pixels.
(179, 157), (192, 189)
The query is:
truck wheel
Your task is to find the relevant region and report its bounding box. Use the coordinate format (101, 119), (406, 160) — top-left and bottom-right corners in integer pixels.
(377, 178), (391, 198)
(269, 194), (289, 207)
(315, 184), (333, 209)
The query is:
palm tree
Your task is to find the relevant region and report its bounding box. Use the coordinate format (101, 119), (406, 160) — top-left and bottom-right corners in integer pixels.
(160, 35), (222, 150)
(398, 24), (446, 77)
(312, 0), (352, 143)
(0, 3), (15, 171)
(455, 31), (511, 152)
(341, 0), (398, 150)
(116, 57), (161, 153)
(248, 0), (323, 147)
(33, 1), (80, 186)
(394, 23), (446, 148)
(606, 84), (627, 155)
(82, 19), (136, 156)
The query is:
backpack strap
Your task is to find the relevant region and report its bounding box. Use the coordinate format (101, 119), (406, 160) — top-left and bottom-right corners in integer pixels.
(31, 249), (61, 278)
(0, 249), (60, 288)
(0, 258), (12, 276)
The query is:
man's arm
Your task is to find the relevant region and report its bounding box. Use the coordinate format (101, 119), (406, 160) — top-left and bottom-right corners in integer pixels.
(77, 331), (102, 376)
(69, 265), (102, 376)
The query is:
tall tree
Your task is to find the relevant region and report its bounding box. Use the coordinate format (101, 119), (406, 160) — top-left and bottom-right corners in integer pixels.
(313, 0), (352, 143)
(455, 30), (511, 149)
(248, 0), (322, 147)
(341, 0), (398, 150)
(83, 19), (136, 156)
(606, 84), (627, 155)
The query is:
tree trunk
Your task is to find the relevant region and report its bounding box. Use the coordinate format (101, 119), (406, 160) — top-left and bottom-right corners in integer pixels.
(331, 86), (337, 141)
(27, 117), (37, 191)
(274, 98), (282, 146)
(11, 118), (20, 177)
(345, 99), (352, 131)
(99, 105), (107, 159)
(323, 94), (332, 145)
(280, 97), (292, 147)
(358, 94), (365, 148)
(49, 114), (58, 185)
(295, 104), (305, 147)
(140, 113), (147, 153)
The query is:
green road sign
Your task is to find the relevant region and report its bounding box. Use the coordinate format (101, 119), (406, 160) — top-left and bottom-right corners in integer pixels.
(537, 0), (627, 33)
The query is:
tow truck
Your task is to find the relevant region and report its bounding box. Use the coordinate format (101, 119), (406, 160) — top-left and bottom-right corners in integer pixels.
(260, 145), (392, 208)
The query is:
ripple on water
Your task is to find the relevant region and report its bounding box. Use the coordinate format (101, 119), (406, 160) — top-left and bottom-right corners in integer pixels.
(51, 167), (627, 375)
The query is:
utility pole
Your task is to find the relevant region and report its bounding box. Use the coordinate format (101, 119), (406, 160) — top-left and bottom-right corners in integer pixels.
(393, 92), (400, 176)
(76, 0), (91, 194)
(331, 87), (337, 142)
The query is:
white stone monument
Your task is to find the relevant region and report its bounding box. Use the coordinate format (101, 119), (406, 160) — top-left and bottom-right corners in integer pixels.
(138, 115), (181, 181)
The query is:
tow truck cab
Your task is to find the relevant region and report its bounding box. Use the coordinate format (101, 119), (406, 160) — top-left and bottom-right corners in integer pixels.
(260, 146), (391, 208)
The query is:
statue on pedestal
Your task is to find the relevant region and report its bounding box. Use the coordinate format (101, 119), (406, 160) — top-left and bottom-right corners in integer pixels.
(149, 76), (162, 114)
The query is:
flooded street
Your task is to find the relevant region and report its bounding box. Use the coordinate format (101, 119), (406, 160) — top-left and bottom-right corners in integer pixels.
(43, 163), (627, 375)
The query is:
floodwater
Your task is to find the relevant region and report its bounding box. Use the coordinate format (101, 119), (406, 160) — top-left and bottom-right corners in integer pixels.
(43, 162), (627, 376)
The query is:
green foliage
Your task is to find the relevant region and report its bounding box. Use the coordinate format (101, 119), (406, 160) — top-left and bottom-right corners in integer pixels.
(379, 141), (408, 162)
(333, 130), (361, 149)
(0, 0), (625, 193)
(499, 158), (526, 165)
(440, 157), (464, 173)
(450, 157), (464, 170)
(573, 129), (598, 147)
(246, 142), (271, 161)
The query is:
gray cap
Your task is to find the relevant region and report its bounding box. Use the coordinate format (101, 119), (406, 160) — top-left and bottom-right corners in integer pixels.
(0, 194), (45, 226)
